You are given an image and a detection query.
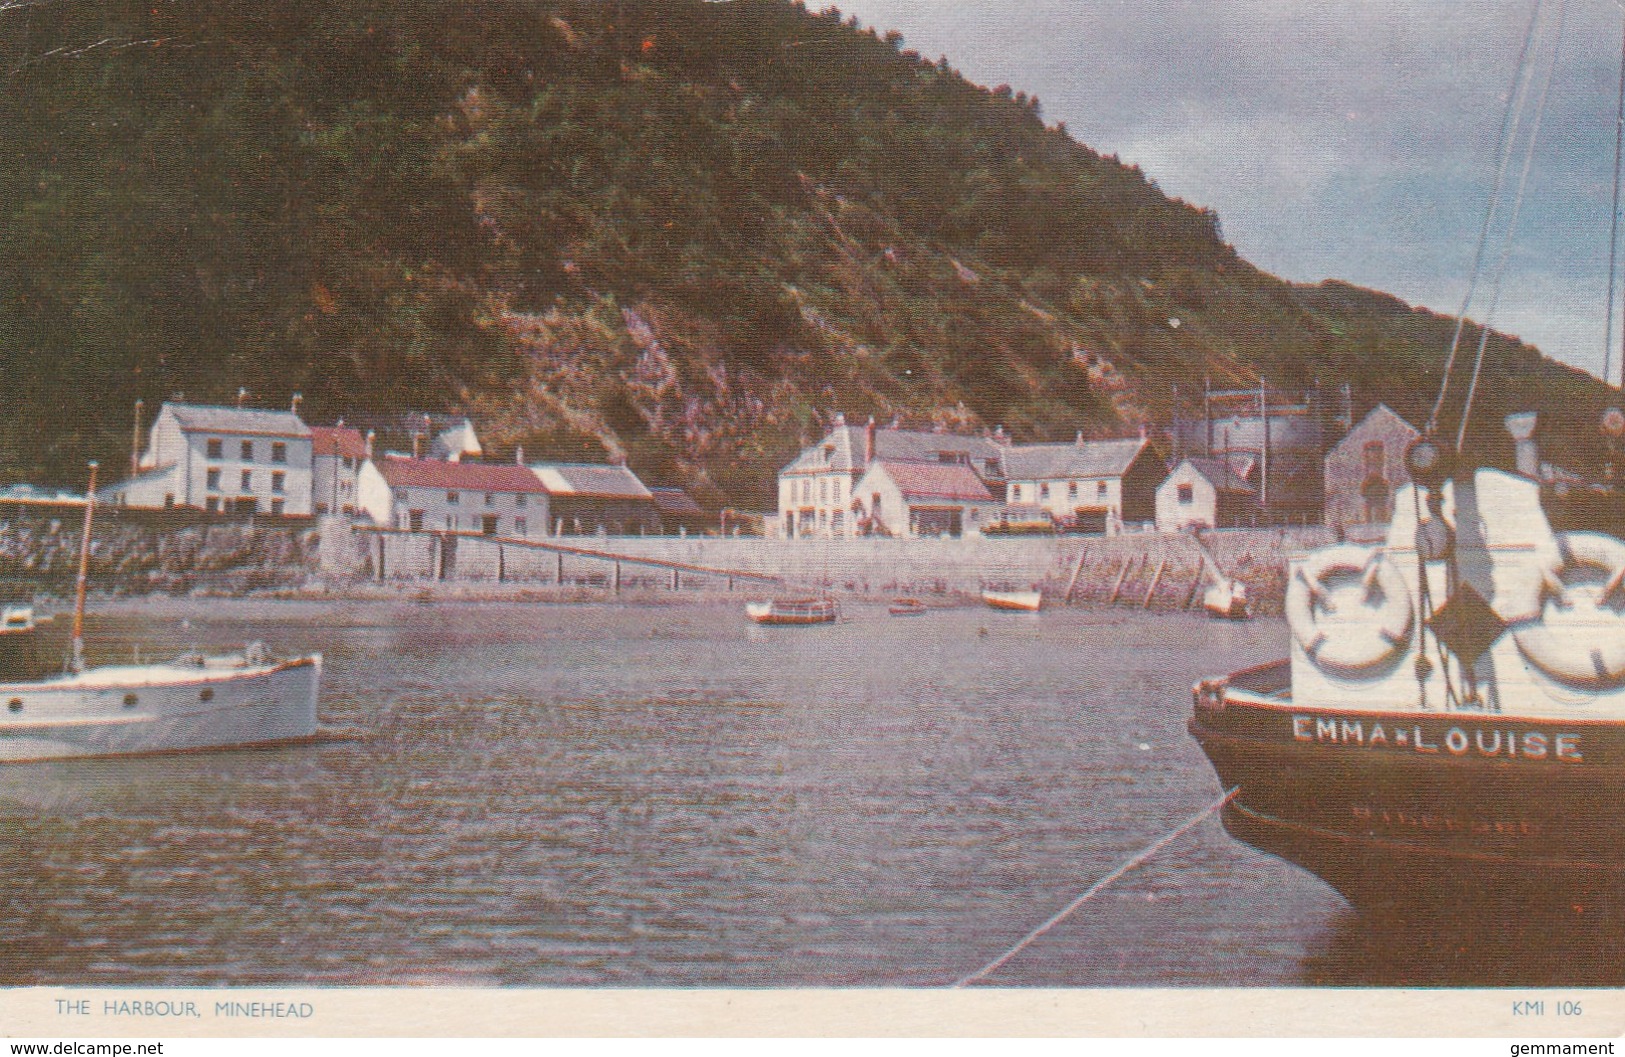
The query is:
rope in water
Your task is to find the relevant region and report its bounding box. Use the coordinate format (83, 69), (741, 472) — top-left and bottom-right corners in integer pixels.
(951, 785), (1240, 988)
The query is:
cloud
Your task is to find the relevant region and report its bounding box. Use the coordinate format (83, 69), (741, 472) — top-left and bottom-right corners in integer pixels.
(837, 0), (1625, 380)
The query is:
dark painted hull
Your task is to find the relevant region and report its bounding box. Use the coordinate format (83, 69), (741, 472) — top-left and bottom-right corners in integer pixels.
(1188, 664), (1625, 916)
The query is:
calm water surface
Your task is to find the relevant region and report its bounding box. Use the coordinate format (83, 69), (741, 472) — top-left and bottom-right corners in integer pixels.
(0, 599), (1612, 987)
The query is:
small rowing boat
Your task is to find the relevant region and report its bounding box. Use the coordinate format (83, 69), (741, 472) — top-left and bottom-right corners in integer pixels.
(887, 598), (928, 616)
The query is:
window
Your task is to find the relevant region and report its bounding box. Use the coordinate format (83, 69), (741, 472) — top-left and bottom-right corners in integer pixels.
(485, 492), (495, 506)
(1011, 484), (1024, 502)
(206, 469), (221, 491)
(1096, 482), (1108, 497)
(271, 442), (287, 464)
(271, 471), (285, 494)
(206, 438), (223, 459)
(408, 510), (424, 531)
(1040, 483), (1050, 499)
(515, 517), (528, 536)
(1177, 484), (1194, 504)
(240, 470), (252, 491)
(447, 491), (460, 504)
(271, 499), (285, 516)
(206, 497), (220, 513)
(516, 494), (527, 507)
(342, 456), (355, 471)
(163, 494), (175, 508)
(241, 440), (254, 461)
(394, 489), (407, 504)
(1068, 482), (1078, 498)
(1363, 440), (1386, 475)
(819, 479), (827, 504)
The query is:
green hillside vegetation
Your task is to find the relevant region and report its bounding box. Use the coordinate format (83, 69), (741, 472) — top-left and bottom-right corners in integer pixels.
(1, 0), (1616, 506)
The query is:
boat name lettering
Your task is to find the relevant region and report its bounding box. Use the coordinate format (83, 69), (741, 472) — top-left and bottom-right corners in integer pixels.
(1291, 716), (1582, 761)
(1351, 803), (1541, 837)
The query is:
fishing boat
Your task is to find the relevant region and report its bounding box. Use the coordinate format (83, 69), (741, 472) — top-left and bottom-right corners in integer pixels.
(1189, 6), (1625, 918)
(982, 588), (1042, 612)
(887, 598), (928, 616)
(0, 464), (322, 764)
(745, 596), (838, 625)
(1190, 422), (1625, 914)
(1202, 577), (1249, 620)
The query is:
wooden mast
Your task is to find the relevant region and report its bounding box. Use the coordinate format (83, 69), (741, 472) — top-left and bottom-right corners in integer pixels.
(71, 461), (97, 673)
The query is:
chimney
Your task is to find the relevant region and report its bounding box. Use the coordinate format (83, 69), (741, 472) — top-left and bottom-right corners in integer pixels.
(365, 431), (375, 458)
(1138, 424), (1147, 441)
(994, 425), (1008, 446)
(1075, 430), (1084, 447)
(1506, 413), (1539, 478)
(291, 392), (303, 416)
(515, 445), (525, 465)
(236, 387), (248, 409)
(834, 411), (846, 427)
(865, 417), (876, 465)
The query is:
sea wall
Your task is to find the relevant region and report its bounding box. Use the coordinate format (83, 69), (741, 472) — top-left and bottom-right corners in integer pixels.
(331, 525), (1336, 614)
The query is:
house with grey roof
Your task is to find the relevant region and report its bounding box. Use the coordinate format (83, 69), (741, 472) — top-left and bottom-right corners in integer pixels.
(528, 462), (660, 536)
(1002, 434), (1161, 534)
(776, 415), (1008, 538)
(1156, 456), (1258, 532)
(108, 401), (314, 517)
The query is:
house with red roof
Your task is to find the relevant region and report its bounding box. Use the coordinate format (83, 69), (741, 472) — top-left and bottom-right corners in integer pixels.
(851, 459), (1002, 538)
(357, 455), (550, 538)
(310, 424), (370, 517)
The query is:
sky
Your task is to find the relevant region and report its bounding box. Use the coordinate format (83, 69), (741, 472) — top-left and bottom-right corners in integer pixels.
(834, 0), (1625, 386)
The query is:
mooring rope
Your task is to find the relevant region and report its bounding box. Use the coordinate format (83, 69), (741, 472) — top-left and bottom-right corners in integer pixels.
(951, 785), (1241, 988)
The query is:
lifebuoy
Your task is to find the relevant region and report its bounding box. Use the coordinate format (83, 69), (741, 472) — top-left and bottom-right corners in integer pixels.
(1286, 545), (1414, 675)
(1512, 531), (1625, 687)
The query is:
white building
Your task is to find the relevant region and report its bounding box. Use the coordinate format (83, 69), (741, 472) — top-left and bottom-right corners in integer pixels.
(109, 402), (314, 517)
(1156, 457), (1257, 532)
(1001, 435), (1161, 534)
(851, 459), (1001, 538)
(311, 425), (370, 517)
(776, 416), (1007, 538)
(357, 456), (551, 537)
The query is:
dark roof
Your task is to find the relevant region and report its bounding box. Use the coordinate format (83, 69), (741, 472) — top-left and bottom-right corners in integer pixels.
(1003, 437), (1148, 480)
(529, 463), (654, 499)
(164, 402), (310, 438)
(650, 487), (704, 516)
(310, 426), (369, 460)
(376, 456), (550, 493)
(782, 424), (1006, 476)
(1176, 457), (1256, 494)
(867, 460), (995, 502)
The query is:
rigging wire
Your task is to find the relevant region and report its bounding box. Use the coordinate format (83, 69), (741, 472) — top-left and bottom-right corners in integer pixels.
(1427, 0), (1549, 438)
(1456, 0), (1568, 452)
(1606, 2), (1625, 390)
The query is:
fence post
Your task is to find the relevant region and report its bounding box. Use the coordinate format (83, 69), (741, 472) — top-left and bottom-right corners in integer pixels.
(1143, 557), (1167, 609)
(613, 560), (621, 594)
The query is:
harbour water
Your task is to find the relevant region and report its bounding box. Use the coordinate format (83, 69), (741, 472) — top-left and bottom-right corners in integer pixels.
(0, 599), (1615, 987)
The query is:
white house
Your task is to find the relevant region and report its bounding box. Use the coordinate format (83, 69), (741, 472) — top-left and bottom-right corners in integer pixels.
(357, 455), (550, 537)
(851, 459), (1001, 538)
(109, 402), (314, 517)
(1155, 457), (1257, 532)
(1001, 435), (1161, 534)
(776, 416), (1007, 538)
(430, 418), (482, 462)
(311, 425), (370, 517)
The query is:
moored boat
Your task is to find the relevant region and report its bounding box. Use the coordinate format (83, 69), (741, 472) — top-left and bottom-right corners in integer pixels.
(982, 588), (1042, 612)
(0, 463), (322, 764)
(887, 598), (928, 616)
(1201, 578), (1249, 620)
(745, 597), (838, 625)
(1189, 420), (1625, 916)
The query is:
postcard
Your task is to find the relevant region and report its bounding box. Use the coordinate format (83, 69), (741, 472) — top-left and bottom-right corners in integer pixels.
(1, 0), (1623, 1045)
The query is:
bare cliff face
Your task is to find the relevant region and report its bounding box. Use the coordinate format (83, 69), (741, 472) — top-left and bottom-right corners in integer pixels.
(2, 0), (1612, 507)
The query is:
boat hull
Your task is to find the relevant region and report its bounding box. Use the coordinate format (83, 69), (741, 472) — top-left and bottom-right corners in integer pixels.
(745, 600), (837, 625)
(982, 590), (1042, 612)
(0, 655), (322, 763)
(1189, 668), (1625, 915)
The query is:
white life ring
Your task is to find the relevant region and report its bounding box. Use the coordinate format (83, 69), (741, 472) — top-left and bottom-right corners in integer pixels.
(1512, 531), (1625, 687)
(1286, 545), (1414, 675)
